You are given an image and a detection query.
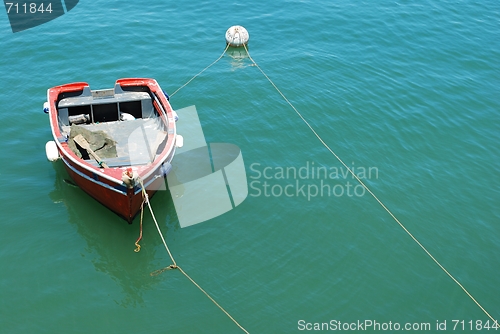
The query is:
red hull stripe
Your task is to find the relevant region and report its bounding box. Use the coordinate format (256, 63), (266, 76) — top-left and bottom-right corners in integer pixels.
(62, 157), (128, 195)
(63, 157), (162, 196)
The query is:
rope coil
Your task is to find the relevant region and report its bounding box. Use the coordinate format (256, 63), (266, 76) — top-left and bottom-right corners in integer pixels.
(134, 200), (145, 252)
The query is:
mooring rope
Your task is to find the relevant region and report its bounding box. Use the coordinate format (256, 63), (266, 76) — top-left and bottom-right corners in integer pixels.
(242, 44), (498, 324)
(139, 180), (176, 266)
(170, 44), (230, 98)
(134, 200), (144, 252)
(138, 180), (249, 333)
(134, 196), (146, 253)
(176, 265), (250, 334)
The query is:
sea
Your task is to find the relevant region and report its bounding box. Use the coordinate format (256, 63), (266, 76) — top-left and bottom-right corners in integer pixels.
(1, 1), (499, 333)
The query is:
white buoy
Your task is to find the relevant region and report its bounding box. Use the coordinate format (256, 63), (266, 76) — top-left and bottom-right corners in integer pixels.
(45, 141), (59, 161)
(225, 25), (249, 47)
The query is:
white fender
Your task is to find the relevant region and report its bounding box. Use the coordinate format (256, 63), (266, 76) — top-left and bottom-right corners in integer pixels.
(176, 135), (184, 148)
(45, 141), (59, 161)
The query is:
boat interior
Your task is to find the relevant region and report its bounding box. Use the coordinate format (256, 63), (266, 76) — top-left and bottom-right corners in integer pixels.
(56, 85), (169, 167)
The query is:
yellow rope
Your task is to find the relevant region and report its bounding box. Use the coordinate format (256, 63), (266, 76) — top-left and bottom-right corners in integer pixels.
(138, 179), (249, 333)
(134, 200), (145, 252)
(177, 266), (250, 334)
(242, 44), (498, 324)
(170, 44), (230, 97)
(139, 180), (176, 266)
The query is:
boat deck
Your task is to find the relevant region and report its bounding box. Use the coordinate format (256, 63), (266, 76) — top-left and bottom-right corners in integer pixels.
(62, 118), (168, 168)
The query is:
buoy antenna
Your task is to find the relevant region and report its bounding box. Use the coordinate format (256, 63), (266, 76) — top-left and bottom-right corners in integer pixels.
(225, 25), (249, 47)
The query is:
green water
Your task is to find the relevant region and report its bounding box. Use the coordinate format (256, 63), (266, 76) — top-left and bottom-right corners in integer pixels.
(1, 1), (499, 333)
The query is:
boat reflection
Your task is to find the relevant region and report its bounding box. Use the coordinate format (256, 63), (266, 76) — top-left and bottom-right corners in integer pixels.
(49, 161), (179, 307)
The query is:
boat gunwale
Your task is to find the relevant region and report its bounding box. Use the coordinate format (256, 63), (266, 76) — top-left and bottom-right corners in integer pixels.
(47, 78), (177, 186)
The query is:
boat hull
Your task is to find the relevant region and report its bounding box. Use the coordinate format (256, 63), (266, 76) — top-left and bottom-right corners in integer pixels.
(47, 78), (177, 223)
(61, 155), (167, 223)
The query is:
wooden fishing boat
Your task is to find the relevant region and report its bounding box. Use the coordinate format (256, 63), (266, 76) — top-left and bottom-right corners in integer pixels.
(44, 78), (179, 223)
